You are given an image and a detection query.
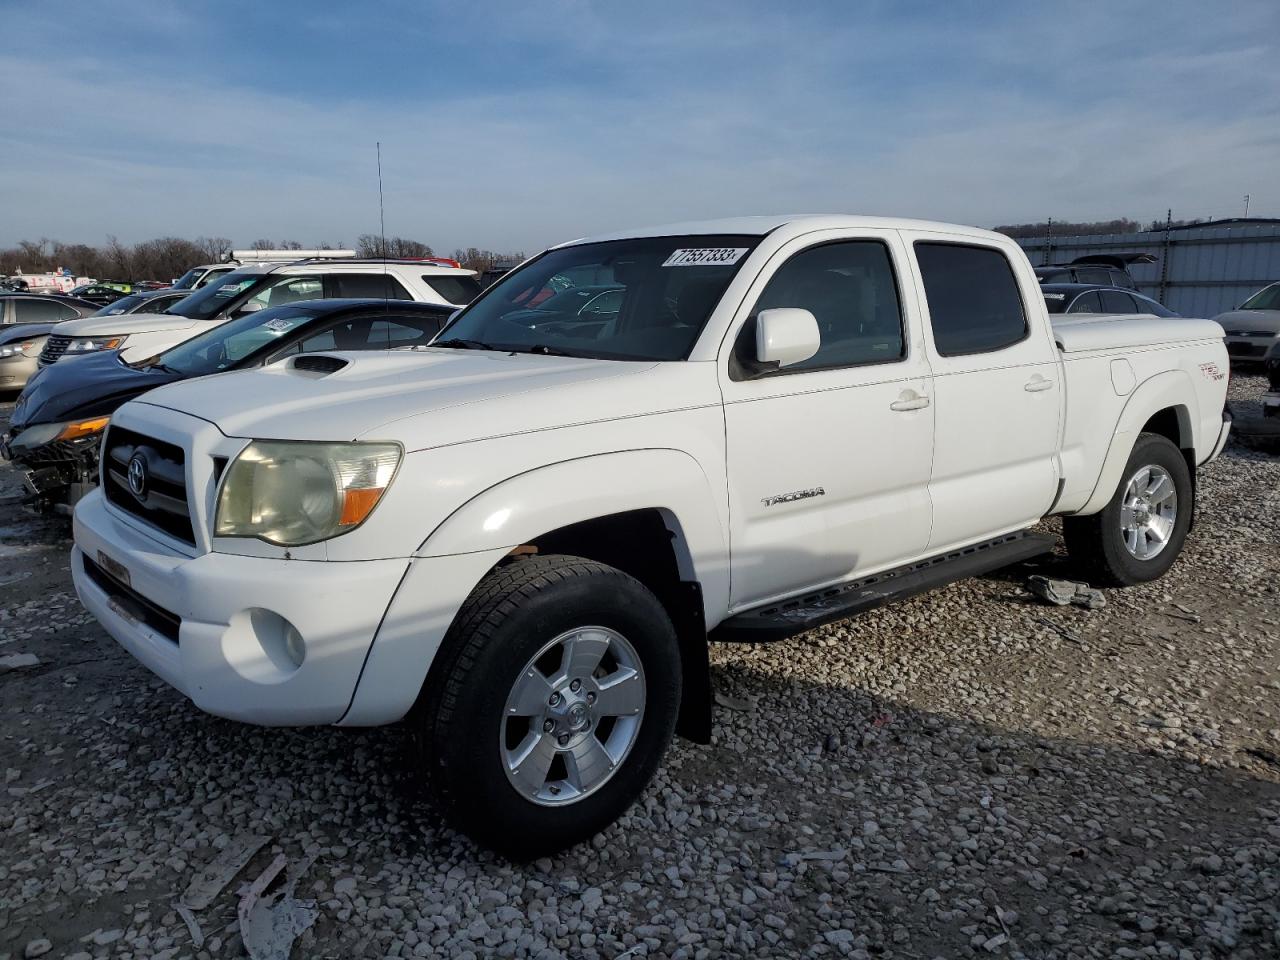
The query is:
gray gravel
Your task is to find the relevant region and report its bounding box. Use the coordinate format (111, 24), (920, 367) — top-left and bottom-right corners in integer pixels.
(1, 377), (1278, 959)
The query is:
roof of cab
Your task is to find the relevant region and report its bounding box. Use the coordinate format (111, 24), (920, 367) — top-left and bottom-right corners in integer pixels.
(558, 214), (1009, 247)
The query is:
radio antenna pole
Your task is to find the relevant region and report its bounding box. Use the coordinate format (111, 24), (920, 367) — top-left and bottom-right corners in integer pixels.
(377, 141), (389, 317)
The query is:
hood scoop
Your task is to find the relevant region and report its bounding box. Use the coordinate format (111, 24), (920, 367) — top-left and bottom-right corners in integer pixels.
(289, 354), (349, 377)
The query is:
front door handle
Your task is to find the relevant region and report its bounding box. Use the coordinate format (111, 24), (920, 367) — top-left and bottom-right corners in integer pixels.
(890, 391), (930, 412)
(1024, 376), (1055, 393)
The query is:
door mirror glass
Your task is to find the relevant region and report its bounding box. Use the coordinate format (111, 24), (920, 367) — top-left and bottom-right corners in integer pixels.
(756, 308), (820, 367)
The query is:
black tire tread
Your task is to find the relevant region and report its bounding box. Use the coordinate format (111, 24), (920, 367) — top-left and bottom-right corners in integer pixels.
(418, 554), (658, 820)
(1062, 432), (1192, 587)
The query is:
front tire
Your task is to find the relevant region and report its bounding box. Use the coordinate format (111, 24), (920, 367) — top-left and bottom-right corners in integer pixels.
(416, 554), (682, 858)
(1063, 432), (1193, 586)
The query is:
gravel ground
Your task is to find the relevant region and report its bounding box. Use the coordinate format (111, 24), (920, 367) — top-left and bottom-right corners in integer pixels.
(1, 377), (1277, 960)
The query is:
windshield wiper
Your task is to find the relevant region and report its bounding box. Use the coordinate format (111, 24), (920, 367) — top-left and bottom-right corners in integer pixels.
(432, 337), (497, 351)
(523, 343), (575, 357)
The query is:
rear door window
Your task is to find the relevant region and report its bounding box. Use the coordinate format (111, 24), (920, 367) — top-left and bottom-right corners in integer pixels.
(331, 274), (412, 299)
(915, 243), (1028, 356)
(423, 275), (482, 305)
(1067, 291), (1103, 313)
(1100, 290), (1135, 313)
(13, 298), (77, 322)
(1074, 267), (1111, 285)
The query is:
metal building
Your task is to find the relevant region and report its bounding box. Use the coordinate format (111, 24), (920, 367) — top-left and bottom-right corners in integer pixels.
(1015, 218), (1280, 318)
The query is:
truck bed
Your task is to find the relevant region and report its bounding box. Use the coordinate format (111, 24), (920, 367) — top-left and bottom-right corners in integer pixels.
(1051, 314), (1224, 353)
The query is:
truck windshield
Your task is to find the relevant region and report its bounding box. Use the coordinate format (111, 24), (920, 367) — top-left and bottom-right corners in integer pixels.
(437, 235), (761, 361)
(164, 269), (267, 320)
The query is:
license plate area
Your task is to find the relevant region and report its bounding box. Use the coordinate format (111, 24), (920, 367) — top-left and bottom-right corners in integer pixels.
(97, 549), (131, 588)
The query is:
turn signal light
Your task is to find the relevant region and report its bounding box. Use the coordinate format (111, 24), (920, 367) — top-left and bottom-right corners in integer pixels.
(55, 417), (111, 441)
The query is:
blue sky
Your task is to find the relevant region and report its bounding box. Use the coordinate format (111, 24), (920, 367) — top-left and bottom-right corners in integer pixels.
(2, 0), (1277, 254)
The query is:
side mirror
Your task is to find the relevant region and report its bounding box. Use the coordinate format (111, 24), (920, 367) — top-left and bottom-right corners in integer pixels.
(234, 301), (264, 317)
(756, 308), (820, 368)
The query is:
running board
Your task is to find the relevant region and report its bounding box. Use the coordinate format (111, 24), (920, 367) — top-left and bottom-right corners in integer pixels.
(711, 531), (1057, 643)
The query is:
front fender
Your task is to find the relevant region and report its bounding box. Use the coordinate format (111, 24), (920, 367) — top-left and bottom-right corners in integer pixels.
(339, 448), (729, 726)
(1075, 369), (1199, 516)
(417, 449), (728, 597)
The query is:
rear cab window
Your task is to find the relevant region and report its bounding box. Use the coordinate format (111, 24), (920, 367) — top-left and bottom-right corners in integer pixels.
(424, 275), (483, 305)
(914, 243), (1027, 355)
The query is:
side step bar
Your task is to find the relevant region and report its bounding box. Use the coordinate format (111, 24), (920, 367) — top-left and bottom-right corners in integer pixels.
(711, 531), (1057, 643)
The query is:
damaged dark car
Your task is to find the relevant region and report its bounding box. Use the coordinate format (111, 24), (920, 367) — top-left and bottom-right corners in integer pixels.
(1, 298), (455, 512)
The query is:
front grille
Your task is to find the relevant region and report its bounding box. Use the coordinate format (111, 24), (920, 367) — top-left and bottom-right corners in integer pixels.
(102, 426), (194, 544)
(39, 334), (72, 366)
(81, 554), (181, 644)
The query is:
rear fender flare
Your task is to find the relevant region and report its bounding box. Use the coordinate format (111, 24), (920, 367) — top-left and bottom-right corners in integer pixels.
(1075, 369), (1198, 516)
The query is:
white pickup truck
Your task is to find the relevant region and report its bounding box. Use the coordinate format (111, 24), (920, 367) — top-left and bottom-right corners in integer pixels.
(70, 216), (1230, 855)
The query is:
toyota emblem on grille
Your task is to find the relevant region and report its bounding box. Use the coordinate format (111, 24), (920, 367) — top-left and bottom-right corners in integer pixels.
(127, 453), (148, 499)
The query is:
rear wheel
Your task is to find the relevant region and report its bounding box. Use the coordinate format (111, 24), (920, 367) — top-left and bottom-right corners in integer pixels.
(415, 554), (682, 857)
(1063, 432), (1193, 586)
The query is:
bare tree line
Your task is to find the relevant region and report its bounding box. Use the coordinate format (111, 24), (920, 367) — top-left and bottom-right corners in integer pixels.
(2, 235), (526, 281)
(994, 217), (1209, 239)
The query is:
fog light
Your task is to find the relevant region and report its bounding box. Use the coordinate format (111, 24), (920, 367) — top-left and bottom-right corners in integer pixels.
(283, 621), (306, 668)
(223, 608), (306, 681)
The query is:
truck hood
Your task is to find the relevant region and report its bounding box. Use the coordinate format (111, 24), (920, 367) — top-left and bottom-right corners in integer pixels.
(1211, 309), (1280, 336)
(133, 348), (685, 447)
(51, 311), (201, 338)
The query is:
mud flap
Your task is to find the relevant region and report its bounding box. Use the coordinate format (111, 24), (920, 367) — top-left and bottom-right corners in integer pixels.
(674, 580), (712, 744)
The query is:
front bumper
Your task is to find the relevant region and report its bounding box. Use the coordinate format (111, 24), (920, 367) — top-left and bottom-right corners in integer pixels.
(1, 432), (101, 508)
(72, 490), (411, 725)
(0, 354), (38, 390)
(1223, 335), (1275, 362)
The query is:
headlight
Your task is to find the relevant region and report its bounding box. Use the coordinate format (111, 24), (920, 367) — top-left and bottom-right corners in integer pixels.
(66, 336), (127, 354)
(214, 441), (402, 546)
(9, 416), (111, 451)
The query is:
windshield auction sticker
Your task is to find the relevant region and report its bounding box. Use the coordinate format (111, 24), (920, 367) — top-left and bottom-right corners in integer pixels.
(662, 248), (749, 267)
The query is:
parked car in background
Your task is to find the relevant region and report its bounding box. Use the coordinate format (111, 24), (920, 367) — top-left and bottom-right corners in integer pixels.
(89, 288), (192, 318)
(1, 293), (99, 324)
(0, 322), (59, 392)
(171, 263), (238, 290)
(170, 250), (363, 291)
(39, 258), (482, 368)
(1, 277), (31, 292)
(0, 295), (97, 391)
(3, 298), (456, 510)
(1041, 283), (1179, 317)
(1214, 281), (1280, 364)
(68, 281), (135, 306)
(1034, 253), (1156, 289)
(69, 215), (1230, 855)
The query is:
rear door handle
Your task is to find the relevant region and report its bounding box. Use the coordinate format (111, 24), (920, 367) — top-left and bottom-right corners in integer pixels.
(890, 392), (930, 412)
(1024, 376), (1054, 393)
